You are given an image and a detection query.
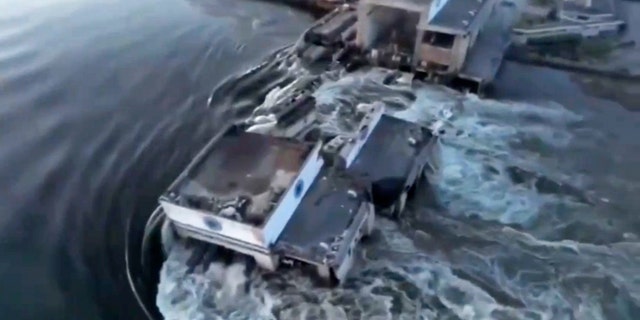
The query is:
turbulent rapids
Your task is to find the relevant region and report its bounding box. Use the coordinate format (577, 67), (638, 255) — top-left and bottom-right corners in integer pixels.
(123, 40), (640, 320)
(4, 0), (639, 319)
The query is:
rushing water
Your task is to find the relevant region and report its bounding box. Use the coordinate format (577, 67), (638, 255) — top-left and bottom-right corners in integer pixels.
(1, 0), (639, 319)
(156, 62), (640, 320)
(0, 0), (312, 319)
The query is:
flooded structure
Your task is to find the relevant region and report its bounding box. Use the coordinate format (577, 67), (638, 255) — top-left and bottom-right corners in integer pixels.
(151, 97), (438, 283)
(354, 0), (504, 92)
(295, 0), (509, 93)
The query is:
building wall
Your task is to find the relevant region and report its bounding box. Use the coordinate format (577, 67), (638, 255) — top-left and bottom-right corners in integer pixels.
(356, 3), (373, 48)
(161, 200), (267, 247)
(418, 43), (454, 66)
(416, 32), (470, 73)
(356, 3), (426, 49)
(451, 35), (470, 71)
(356, 3), (380, 48)
(413, 29), (426, 68)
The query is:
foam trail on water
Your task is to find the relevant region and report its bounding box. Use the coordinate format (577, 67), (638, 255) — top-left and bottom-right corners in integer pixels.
(313, 69), (588, 225)
(157, 67), (640, 320)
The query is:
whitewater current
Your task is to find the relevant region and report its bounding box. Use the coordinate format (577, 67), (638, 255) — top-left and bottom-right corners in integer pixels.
(154, 50), (640, 320)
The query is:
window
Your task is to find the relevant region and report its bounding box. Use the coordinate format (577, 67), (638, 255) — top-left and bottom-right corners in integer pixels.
(423, 31), (456, 49)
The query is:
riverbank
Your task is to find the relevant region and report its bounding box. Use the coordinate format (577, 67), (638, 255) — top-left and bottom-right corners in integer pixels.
(504, 0), (640, 110)
(503, 48), (640, 111)
(571, 0), (640, 111)
(504, 47), (640, 80)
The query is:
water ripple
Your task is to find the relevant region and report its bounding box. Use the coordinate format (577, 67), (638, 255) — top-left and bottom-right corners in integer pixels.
(156, 63), (640, 320)
(0, 1), (314, 319)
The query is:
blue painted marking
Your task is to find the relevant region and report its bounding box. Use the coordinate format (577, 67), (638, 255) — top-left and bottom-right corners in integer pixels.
(203, 217), (222, 231)
(294, 180), (304, 198)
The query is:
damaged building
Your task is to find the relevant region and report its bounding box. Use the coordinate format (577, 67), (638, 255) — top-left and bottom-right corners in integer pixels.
(355, 0), (503, 92)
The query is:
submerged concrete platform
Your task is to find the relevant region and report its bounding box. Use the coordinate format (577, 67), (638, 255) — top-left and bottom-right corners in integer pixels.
(293, 0), (511, 94)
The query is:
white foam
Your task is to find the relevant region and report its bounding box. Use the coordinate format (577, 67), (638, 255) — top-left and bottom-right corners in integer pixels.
(157, 67), (630, 320)
(311, 69), (586, 224)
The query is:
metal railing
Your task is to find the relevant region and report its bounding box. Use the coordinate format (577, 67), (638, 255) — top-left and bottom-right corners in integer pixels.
(513, 20), (623, 35)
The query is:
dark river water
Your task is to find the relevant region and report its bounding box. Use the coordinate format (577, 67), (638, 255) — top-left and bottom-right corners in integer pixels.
(1, 0), (639, 319)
